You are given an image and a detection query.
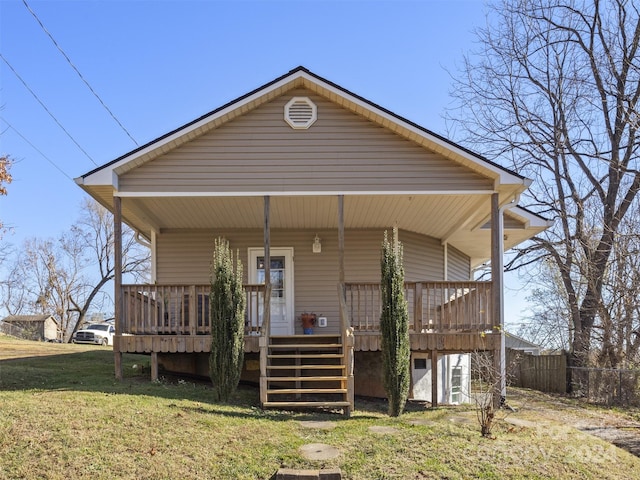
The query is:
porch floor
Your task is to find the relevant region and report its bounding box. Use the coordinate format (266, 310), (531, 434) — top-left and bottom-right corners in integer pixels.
(115, 331), (499, 355)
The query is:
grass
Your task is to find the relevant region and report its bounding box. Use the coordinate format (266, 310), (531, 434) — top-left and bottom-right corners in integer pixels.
(1, 335), (639, 479)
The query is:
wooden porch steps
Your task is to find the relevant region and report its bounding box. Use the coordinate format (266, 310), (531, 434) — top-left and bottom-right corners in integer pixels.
(267, 353), (344, 359)
(267, 388), (348, 394)
(263, 401), (352, 408)
(269, 343), (343, 349)
(266, 376), (346, 382)
(267, 364), (345, 370)
(263, 334), (351, 416)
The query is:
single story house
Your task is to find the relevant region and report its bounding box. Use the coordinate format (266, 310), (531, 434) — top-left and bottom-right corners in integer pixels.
(76, 67), (550, 414)
(1, 315), (60, 342)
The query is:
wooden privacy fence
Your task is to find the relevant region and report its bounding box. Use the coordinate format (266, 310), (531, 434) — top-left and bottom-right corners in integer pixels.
(345, 281), (493, 332)
(507, 349), (568, 394)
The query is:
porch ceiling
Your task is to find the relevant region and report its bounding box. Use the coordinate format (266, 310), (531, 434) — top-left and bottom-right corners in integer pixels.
(113, 193), (545, 267)
(120, 194), (485, 234)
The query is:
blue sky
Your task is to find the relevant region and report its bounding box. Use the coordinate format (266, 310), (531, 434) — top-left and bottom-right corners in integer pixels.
(0, 0), (533, 327)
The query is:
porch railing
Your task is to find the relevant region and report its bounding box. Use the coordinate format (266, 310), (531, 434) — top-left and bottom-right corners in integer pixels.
(121, 281), (492, 336)
(344, 281), (493, 332)
(121, 284), (266, 335)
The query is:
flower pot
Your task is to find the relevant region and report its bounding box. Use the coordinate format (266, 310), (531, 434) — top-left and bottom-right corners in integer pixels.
(301, 313), (316, 334)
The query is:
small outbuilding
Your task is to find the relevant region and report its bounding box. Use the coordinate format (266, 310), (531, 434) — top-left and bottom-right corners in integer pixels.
(1, 315), (60, 342)
(505, 332), (542, 356)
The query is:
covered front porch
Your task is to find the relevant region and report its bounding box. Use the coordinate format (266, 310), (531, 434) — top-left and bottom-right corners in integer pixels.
(115, 276), (499, 409)
(107, 191), (513, 413)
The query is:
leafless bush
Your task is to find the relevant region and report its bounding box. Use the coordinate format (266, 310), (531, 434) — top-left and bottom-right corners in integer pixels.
(471, 350), (520, 437)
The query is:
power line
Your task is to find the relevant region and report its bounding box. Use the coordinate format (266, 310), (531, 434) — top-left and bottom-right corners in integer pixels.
(0, 53), (98, 167)
(22, 0), (139, 147)
(1, 117), (74, 181)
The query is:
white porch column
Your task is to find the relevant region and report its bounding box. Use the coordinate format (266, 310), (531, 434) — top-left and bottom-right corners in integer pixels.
(259, 195), (271, 407)
(338, 194), (354, 415)
(263, 195), (271, 330)
(113, 195), (123, 381)
(150, 230), (157, 284)
(338, 195), (345, 285)
(490, 192), (506, 403)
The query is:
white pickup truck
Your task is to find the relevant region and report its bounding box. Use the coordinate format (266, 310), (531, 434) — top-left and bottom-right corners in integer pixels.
(72, 323), (115, 346)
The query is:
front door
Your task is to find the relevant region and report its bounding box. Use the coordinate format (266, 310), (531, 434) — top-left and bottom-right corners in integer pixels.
(248, 247), (294, 335)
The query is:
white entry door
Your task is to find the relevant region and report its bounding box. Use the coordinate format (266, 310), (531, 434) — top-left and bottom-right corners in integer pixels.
(411, 353), (433, 402)
(248, 247), (294, 336)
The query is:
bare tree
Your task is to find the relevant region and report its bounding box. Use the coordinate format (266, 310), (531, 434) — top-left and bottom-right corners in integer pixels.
(65, 198), (149, 336)
(20, 237), (84, 337)
(448, 0), (640, 368)
(596, 218), (640, 367)
(0, 199), (149, 340)
(517, 259), (574, 352)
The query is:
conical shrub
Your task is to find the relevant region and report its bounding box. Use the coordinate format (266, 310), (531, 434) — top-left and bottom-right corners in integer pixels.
(209, 237), (245, 402)
(380, 227), (410, 416)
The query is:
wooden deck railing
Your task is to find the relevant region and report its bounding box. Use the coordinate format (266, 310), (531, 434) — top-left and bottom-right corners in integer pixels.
(121, 281), (492, 336)
(121, 284), (266, 335)
(344, 281), (493, 332)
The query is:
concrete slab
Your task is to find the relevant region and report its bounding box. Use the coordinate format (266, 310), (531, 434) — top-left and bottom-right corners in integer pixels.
(299, 443), (340, 461)
(275, 468), (342, 480)
(299, 421), (338, 430)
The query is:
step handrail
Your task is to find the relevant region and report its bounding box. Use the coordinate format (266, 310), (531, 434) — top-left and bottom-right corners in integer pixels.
(338, 282), (355, 413)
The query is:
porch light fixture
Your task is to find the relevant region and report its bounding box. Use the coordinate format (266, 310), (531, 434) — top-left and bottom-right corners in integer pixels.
(312, 235), (322, 253)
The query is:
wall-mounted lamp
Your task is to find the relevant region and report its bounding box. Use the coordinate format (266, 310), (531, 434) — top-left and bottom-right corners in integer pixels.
(312, 234), (322, 253)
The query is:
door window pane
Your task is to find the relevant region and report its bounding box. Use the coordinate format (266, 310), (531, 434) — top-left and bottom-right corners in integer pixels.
(256, 256), (285, 299)
(451, 366), (462, 403)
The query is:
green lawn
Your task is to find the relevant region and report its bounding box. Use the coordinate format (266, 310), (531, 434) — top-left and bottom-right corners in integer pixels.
(0, 335), (638, 479)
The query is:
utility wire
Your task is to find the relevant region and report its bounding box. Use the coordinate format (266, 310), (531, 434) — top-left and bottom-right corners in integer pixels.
(1, 117), (74, 181)
(22, 0), (139, 147)
(0, 53), (98, 167)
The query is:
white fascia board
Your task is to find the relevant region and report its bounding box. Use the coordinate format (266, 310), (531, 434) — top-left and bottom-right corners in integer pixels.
(77, 166), (118, 187)
(508, 205), (554, 228)
(115, 189), (496, 198)
(76, 168), (120, 189)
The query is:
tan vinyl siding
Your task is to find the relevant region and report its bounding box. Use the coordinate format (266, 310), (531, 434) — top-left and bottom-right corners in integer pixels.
(119, 89), (493, 194)
(155, 228), (452, 334)
(447, 245), (471, 281)
(401, 230), (444, 281)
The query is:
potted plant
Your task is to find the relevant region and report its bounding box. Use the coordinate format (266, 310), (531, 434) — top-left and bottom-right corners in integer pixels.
(300, 313), (316, 334)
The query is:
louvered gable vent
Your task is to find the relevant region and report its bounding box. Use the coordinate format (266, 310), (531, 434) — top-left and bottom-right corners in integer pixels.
(284, 97), (317, 129)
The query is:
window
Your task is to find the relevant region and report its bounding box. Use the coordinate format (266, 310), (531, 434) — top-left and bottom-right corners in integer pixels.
(451, 366), (463, 404)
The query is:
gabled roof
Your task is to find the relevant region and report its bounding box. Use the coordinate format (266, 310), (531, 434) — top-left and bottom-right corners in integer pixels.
(2, 315), (58, 324)
(505, 332), (542, 351)
(77, 66), (529, 189)
(74, 67), (550, 266)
